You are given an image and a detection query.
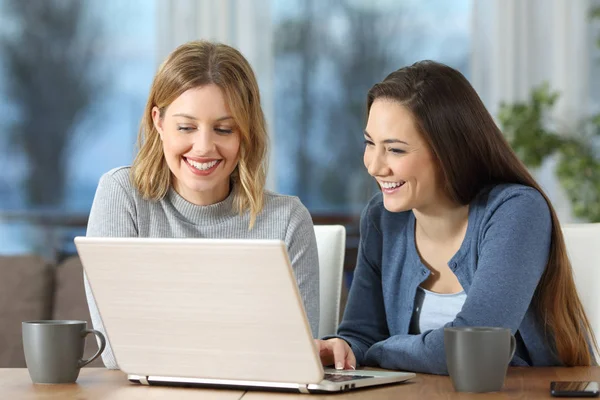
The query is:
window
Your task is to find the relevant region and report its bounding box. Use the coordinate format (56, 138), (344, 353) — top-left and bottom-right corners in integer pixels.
(0, 0), (156, 256)
(272, 0), (471, 213)
(0, 0), (471, 259)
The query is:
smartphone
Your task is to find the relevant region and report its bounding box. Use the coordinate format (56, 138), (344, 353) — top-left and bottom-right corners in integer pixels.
(551, 381), (600, 397)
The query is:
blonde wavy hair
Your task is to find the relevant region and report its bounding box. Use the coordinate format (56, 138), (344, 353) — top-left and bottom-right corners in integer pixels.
(131, 40), (268, 228)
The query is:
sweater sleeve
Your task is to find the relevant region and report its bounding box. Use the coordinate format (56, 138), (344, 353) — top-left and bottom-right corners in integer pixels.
(285, 199), (320, 338)
(323, 202), (390, 362)
(83, 171), (138, 370)
(340, 189), (552, 374)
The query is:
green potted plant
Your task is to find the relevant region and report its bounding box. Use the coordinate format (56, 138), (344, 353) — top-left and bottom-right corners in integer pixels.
(498, 7), (600, 222)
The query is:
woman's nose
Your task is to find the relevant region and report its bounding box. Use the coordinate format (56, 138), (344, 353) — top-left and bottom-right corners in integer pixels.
(192, 129), (216, 153)
(367, 153), (388, 177)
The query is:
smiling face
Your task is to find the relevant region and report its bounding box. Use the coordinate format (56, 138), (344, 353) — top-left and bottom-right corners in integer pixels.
(363, 99), (443, 213)
(152, 84), (241, 205)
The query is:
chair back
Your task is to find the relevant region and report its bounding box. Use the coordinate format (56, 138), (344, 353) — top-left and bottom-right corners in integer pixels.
(314, 225), (346, 337)
(562, 223), (600, 356)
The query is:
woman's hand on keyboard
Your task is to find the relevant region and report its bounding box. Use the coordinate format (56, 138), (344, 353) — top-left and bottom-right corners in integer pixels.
(314, 339), (356, 370)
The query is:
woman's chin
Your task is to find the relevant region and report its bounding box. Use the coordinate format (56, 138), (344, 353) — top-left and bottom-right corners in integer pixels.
(382, 197), (411, 213)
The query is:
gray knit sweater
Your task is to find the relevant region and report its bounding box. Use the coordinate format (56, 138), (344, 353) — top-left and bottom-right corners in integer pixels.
(83, 166), (320, 369)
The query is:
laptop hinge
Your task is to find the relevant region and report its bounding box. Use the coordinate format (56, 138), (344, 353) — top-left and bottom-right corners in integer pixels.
(298, 384), (309, 394)
(139, 376), (149, 385)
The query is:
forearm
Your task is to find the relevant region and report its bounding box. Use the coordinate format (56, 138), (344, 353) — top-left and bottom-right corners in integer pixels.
(286, 226), (319, 337)
(297, 266), (319, 338)
(365, 332), (447, 374)
(364, 328), (532, 374)
(285, 201), (320, 337)
(330, 203), (390, 364)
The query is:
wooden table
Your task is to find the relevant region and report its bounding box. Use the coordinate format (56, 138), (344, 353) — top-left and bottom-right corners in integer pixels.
(0, 368), (244, 400)
(2, 367), (600, 399)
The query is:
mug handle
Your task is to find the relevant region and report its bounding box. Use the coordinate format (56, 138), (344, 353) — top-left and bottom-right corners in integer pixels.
(78, 329), (107, 368)
(507, 334), (516, 364)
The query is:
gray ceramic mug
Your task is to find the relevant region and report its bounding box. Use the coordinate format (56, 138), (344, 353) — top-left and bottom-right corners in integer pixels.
(22, 320), (106, 384)
(444, 326), (516, 393)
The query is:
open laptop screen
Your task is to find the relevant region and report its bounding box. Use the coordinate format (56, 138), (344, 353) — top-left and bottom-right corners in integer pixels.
(76, 237), (323, 384)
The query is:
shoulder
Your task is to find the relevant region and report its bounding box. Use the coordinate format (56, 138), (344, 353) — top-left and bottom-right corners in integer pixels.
(87, 167), (139, 235)
(474, 183), (551, 230)
(97, 166), (134, 192)
(478, 183), (549, 216)
(262, 190), (311, 221)
(92, 166), (140, 207)
(261, 191), (315, 244)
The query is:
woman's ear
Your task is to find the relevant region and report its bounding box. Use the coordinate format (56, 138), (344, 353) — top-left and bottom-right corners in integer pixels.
(151, 106), (164, 139)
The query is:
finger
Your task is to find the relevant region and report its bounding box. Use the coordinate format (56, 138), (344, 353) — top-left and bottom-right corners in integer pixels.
(344, 348), (357, 370)
(314, 339), (322, 353)
(316, 340), (334, 366)
(332, 341), (348, 370)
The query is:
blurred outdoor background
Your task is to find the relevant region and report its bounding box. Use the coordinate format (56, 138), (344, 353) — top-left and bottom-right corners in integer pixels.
(1, 0), (599, 269)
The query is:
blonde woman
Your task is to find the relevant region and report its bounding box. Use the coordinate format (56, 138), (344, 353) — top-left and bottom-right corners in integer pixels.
(84, 41), (319, 369)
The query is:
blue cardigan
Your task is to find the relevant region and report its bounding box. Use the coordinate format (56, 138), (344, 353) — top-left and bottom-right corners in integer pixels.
(333, 184), (561, 374)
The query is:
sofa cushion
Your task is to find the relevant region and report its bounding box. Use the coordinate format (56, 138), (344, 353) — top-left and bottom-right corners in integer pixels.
(53, 255), (103, 367)
(0, 255), (53, 367)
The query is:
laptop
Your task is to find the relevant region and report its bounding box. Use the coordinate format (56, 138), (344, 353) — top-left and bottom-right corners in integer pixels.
(74, 237), (415, 393)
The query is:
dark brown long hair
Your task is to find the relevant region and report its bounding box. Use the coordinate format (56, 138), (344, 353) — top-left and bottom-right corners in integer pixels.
(366, 60), (596, 366)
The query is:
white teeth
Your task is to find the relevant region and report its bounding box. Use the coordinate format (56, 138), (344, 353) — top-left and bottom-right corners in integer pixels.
(381, 181), (403, 189)
(188, 159), (218, 171)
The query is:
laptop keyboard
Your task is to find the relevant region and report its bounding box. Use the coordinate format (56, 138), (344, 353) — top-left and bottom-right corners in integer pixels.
(324, 373), (375, 382)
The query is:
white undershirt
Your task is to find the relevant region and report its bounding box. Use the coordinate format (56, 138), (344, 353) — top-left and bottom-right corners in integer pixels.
(409, 286), (467, 334)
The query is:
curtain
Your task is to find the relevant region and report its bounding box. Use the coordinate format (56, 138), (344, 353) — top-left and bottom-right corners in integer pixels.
(471, 0), (592, 222)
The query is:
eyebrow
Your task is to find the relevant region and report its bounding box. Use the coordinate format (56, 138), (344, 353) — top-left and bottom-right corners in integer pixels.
(172, 113), (234, 122)
(364, 131), (408, 145)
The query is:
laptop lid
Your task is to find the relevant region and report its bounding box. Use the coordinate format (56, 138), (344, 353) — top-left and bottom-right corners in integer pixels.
(75, 237), (324, 384)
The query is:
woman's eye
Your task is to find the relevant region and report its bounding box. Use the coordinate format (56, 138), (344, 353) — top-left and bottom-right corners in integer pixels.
(389, 148), (405, 154)
(177, 126), (195, 132)
(363, 139), (374, 146)
(215, 128), (233, 134)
